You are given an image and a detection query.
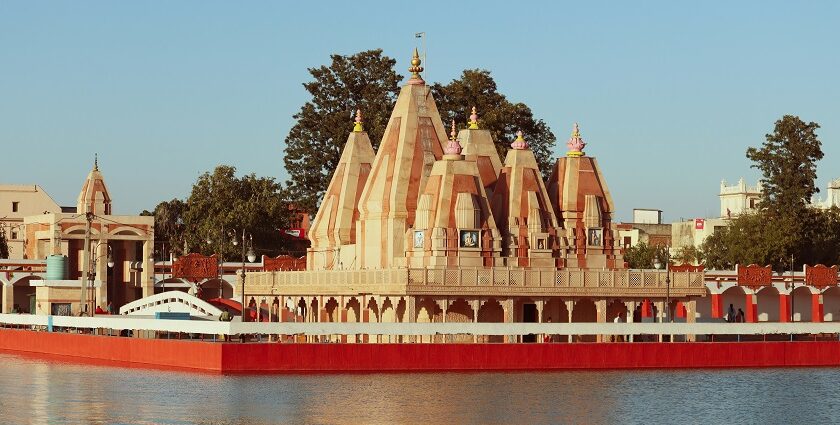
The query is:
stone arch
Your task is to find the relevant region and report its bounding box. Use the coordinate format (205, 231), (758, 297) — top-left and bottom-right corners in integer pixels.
(324, 297), (339, 322)
(606, 299), (627, 322)
(823, 287), (840, 322)
(477, 299), (504, 343)
(381, 298), (396, 323)
(445, 299), (474, 343)
(416, 297), (442, 323)
(543, 298), (569, 323)
(395, 298), (406, 323)
(366, 297), (380, 322)
(345, 297), (361, 323)
(720, 285), (747, 321)
(64, 225), (101, 235)
(572, 299), (597, 342)
(543, 298), (570, 342)
(310, 298), (320, 322)
(791, 286), (814, 322)
(756, 286), (781, 322)
(446, 298), (474, 323)
(296, 297), (307, 322)
(571, 298), (597, 323)
(10, 275), (39, 314)
(108, 226), (147, 237)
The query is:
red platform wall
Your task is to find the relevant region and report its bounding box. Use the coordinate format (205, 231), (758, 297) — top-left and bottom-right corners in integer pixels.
(3, 329), (840, 373)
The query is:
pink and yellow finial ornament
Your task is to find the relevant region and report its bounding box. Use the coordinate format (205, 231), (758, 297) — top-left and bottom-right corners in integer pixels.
(511, 130), (528, 150)
(444, 119), (462, 156)
(566, 122), (586, 157)
(408, 48), (424, 85)
(353, 109), (364, 132)
(468, 106), (479, 129)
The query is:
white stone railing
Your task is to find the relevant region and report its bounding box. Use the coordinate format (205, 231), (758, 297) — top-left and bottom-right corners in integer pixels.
(118, 291), (222, 317)
(3, 313), (837, 336)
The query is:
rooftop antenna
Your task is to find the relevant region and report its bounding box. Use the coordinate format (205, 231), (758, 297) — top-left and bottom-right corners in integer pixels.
(415, 31), (431, 99)
(415, 32), (426, 81)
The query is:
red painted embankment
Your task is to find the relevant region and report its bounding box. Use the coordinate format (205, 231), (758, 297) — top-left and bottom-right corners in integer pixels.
(2, 329), (840, 373)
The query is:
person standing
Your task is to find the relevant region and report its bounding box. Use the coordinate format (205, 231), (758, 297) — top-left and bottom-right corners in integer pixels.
(727, 304), (736, 323)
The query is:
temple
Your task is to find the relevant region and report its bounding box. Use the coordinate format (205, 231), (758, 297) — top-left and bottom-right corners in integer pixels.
(0, 158), (154, 315)
(242, 49), (704, 340)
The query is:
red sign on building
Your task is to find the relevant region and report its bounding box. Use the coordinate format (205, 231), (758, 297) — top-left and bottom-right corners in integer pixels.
(172, 253), (219, 282)
(737, 264), (772, 289)
(695, 219), (705, 230)
(805, 264), (838, 288)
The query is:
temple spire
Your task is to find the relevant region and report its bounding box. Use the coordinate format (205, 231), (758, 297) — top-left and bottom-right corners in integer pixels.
(468, 106), (479, 129)
(353, 109), (364, 132)
(94, 153), (99, 171)
(511, 131), (528, 150)
(408, 48), (425, 85)
(566, 122), (586, 157)
(444, 119), (462, 156)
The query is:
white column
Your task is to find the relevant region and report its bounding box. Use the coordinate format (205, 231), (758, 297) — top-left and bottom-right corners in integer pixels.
(141, 239), (153, 298)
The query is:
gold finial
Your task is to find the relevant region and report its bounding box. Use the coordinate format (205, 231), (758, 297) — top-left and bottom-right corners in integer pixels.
(468, 106), (479, 129)
(353, 109), (364, 132)
(94, 153), (99, 171)
(408, 48), (424, 82)
(450, 119), (457, 140)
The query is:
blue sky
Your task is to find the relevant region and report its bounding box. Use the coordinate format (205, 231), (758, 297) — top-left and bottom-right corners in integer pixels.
(1, 1), (838, 221)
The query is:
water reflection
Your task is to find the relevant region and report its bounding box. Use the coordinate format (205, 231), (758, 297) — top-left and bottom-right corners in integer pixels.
(1, 353), (839, 424)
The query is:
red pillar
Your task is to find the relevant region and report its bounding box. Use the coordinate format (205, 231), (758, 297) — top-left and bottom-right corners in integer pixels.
(711, 293), (723, 319)
(641, 299), (652, 319)
(779, 293), (790, 323)
(812, 294), (824, 323)
(675, 301), (686, 319)
(745, 294), (757, 323)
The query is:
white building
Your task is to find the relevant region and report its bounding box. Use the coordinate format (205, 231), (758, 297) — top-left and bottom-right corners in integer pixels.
(719, 178), (761, 218)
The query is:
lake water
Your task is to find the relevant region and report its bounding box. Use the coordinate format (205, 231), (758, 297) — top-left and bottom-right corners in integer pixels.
(1, 352), (839, 424)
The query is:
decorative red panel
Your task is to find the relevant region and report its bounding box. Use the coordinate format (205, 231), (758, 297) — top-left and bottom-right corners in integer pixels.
(737, 264), (772, 288)
(263, 255), (306, 272)
(805, 264), (838, 288)
(172, 253), (219, 281)
(670, 264), (705, 273)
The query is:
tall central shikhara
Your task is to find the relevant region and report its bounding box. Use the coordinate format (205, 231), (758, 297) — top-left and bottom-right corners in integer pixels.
(308, 50), (623, 271)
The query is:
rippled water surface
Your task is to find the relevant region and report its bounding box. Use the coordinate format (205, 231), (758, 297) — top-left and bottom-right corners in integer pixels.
(1, 352), (839, 424)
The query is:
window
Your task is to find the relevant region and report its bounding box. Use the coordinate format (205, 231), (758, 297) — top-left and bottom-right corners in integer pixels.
(10, 230), (18, 240)
(12, 201), (19, 212)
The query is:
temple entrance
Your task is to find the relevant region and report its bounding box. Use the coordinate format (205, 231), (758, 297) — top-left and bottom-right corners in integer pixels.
(823, 287), (840, 322)
(756, 286), (781, 322)
(791, 286), (813, 322)
(720, 286), (747, 322)
(477, 299), (505, 343)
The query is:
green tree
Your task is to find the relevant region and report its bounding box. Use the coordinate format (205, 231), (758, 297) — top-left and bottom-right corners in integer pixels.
(0, 228), (9, 259)
(183, 165), (293, 260)
(745, 115), (823, 262)
(747, 115), (823, 214)
(431, 69), (557, 177)
(624, 242), (669, 269)
(142, 199), (188, 258)
(283, 49), (402, 213)
(673, 244), (703, 265)
(701, 212), (787, 269)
